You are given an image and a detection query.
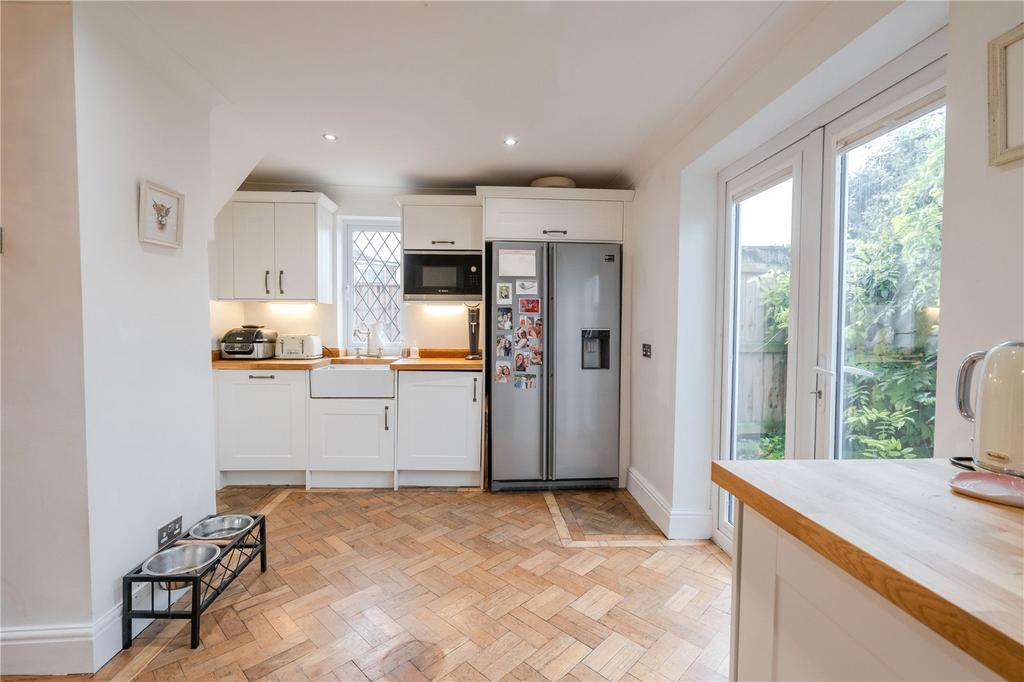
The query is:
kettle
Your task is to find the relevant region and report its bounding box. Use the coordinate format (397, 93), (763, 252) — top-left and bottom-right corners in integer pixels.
(956, 341), (1024, 476)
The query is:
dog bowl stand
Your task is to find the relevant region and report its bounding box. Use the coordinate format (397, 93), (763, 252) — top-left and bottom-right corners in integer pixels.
(121, 514), (266, 649)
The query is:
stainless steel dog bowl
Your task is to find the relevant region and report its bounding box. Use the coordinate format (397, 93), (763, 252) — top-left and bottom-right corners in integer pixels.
(188, 514), (255, 540)
(142, 543), (220, 589)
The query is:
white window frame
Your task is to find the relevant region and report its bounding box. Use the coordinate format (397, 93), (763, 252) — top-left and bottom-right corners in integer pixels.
(815, 70), (947, 460)
(338, 217), (402, 350)
(711, 55), (947, 553)
(712, 131), (823, 551)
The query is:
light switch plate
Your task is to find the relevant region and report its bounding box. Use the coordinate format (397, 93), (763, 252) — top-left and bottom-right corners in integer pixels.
(158, 516), (182, 548)
(642, 343), (652, 358)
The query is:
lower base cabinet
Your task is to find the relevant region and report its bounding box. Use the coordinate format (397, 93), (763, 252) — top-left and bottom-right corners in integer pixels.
(215, 370), (307, 471)
(308, 399), (395, 471)
(397, 371), (482, 471)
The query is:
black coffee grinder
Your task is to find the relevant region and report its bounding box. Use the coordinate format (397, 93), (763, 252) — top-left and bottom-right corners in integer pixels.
(465, 304), (482, 360)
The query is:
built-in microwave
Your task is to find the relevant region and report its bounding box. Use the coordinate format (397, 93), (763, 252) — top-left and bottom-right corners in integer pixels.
(403, 250), (482, 301)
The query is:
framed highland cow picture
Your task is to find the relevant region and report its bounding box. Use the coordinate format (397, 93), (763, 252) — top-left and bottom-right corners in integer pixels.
(139, 179), (184, 248)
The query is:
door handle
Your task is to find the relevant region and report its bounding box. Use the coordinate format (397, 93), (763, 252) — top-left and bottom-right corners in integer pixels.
(384, 405), (389, 431)
(264, 270), (270, 295)
(431, 240), (455, 245)
(542, 229), (567, 235)
(473, 377), (478, 402)
(248, 374), (275, 380)
(279, 270), (284, 295)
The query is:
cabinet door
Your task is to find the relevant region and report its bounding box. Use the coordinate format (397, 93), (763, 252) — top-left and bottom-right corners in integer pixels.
(215, 370), (307, 470)
(397, 372), (482, 471)
(403, 205), (483, 250)
(232, 202), (276, 298)
(484, 198), (623, 242)
(309, 399), (395, 471)
(274, 203), (317, 300)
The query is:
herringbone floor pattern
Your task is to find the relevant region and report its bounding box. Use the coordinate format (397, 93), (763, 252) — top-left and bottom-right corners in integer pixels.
(31, 487), (732, 682)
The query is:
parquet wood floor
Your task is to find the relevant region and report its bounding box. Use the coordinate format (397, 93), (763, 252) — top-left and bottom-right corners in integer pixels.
(19, 487), (732, 682)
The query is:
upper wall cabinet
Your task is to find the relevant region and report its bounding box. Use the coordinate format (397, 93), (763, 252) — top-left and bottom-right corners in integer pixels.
(396, 195), (482, 251)
(477, 186), (634, 243)
(214, 192), (337, 302)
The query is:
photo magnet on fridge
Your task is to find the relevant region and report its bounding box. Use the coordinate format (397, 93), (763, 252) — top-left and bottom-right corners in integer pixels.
(496, 307), (513, 330)
(495, 334), (512, 358)
(515, 280), (538, 295)
(496, 282), (512, 304)
(514, 351), (529, 373)
(514, 373), (537, 389)
(514, 321), (530, 349)
(518, 297), (541, 314)
(529, 342), (543, 366)
(494, 361), (511, 384)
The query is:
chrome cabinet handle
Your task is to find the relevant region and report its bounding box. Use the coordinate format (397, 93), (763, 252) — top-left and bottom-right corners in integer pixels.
(248, 374), (275, 380)
(264, 270), (270, 295)
(431, 240), (455, 245)
(542, 229), (567, 235)
(384, 405), (390, 431)
(473, 377), (478, 402)
(279, 270), (284, 295)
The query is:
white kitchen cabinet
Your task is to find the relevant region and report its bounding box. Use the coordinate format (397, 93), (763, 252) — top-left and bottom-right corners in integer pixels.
(231, 202), (276, 299)
(397, 371), (482, 471)
(217, 191), (337, 302)
(309, 399), (395, 471)
(484, 197), (624, 242)
(400, 200), (483, 251)
(215, 370), (308, 471)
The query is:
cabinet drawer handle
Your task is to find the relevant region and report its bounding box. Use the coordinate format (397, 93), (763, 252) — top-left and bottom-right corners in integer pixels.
(542, 229), (567, 235)
(384, 405), (390, 431)
(264, 270), (270, 295)
(279, 270), (284, 295)
(473, 377), (478, 402)
(431, 240), (456, 245)
(248, 374), (275, 380)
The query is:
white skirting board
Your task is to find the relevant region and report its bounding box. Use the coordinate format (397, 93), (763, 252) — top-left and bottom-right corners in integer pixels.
(0, 584), (163, 675)
(626, 467), (713, 539)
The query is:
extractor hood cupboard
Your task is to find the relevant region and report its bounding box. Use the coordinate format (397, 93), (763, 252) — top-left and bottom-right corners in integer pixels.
(214, 191), (337, 302)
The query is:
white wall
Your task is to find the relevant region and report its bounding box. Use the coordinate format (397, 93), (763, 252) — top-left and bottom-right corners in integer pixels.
(625, 1), (948, 538)
(71, 2), (217, 667)
(935, 1), (1024, 458)
(0, 3), (96, 674)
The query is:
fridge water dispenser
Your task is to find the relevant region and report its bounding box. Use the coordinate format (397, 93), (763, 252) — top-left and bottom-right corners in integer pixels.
(581, 329), (610, 369)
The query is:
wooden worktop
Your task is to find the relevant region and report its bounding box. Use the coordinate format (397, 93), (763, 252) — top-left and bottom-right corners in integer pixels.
(712, 458), (1024, 680)
(212, 348), (482, 372)
(389, 357), (483, 371)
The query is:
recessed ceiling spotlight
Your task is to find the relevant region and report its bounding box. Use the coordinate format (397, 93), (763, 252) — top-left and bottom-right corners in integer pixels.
(504, 137), (518, 146)
(322, 133), (338, 141)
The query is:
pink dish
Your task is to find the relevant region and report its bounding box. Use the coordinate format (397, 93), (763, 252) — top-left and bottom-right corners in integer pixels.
(949, 470), (1024, 509)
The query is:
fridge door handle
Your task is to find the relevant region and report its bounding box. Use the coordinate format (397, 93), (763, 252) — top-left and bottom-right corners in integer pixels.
(545, 243), (554, 481)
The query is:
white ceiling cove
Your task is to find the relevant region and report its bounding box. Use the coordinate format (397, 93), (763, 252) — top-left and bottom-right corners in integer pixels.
(128, 1), (819, 189)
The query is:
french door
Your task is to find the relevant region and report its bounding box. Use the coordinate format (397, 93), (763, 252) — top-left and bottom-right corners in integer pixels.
(716, 131), (822, 533)
(715, 65), (946, 546)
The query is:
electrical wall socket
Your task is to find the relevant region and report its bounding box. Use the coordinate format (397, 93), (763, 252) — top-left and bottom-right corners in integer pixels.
(642, 343), (652, 358)
(158, 516), (182, 548)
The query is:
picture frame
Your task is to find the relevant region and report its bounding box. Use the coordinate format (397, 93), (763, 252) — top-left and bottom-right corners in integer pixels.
(139, 179), (184, 248)
(988, 22), (1024, 166)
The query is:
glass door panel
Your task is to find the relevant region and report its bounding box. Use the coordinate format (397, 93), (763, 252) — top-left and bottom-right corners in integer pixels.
(732, 178), (794, 464)
(834, 106), (945, 459)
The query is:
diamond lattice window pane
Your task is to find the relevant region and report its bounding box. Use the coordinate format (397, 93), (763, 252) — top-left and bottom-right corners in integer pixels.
(350, 229), (402, 342)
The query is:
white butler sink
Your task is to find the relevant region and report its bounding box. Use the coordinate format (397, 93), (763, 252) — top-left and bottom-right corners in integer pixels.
(310, 364), (395, 398)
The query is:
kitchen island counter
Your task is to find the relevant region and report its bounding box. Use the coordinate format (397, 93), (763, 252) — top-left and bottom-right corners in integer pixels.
(713, 458), (1023, 681)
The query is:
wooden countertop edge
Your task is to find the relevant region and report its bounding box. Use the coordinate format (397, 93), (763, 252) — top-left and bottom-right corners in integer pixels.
(711, 462), (1024, 681)
(389, 358), (483, 371)
(213, 357), (483, 371)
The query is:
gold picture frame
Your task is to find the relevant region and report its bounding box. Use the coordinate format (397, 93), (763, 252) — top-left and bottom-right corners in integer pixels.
(138, 179), (184, 248)
(988, 22), (1024, 166)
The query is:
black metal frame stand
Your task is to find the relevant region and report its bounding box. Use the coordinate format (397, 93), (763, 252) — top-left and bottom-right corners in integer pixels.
(121, 514), (267, 649)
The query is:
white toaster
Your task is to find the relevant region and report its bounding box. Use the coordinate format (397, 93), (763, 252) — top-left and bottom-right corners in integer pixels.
(275, 334), (323, 360)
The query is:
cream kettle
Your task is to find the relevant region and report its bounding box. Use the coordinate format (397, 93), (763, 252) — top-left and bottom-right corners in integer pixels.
(956, 341), (1024, 476)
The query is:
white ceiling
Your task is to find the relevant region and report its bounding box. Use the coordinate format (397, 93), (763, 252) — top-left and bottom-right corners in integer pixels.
(129, 2), (811, 189)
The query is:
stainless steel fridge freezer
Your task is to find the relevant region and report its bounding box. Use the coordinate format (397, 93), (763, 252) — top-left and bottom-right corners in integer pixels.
(487, 242), (621, 491)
